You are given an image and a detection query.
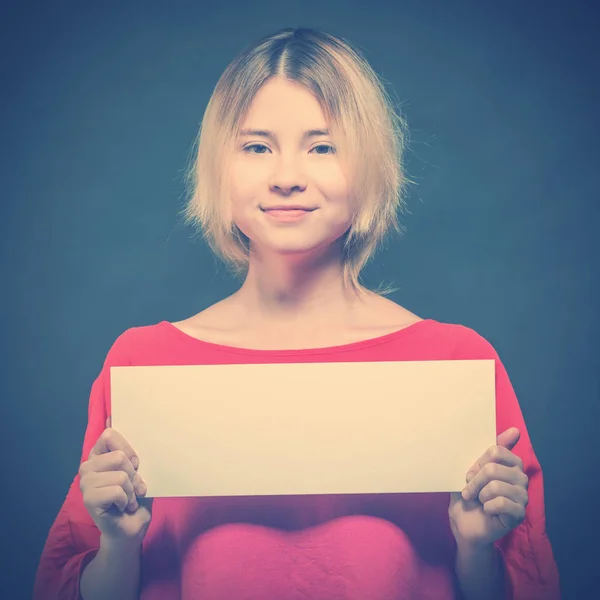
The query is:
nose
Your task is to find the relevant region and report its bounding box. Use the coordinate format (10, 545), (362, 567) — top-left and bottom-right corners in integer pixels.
(269, 156), (307, 195)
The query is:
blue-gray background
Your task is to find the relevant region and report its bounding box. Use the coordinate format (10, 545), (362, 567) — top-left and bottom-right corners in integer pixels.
(1, 1), (598, 598)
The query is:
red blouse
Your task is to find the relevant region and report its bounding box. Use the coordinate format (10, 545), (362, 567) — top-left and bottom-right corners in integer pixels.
(34, 319), (560, 599)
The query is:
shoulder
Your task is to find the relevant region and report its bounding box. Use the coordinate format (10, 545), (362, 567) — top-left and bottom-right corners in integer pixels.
(101, 321), (173, 366)
(367, 298), (499, 359)
(424, 320), (502, 361)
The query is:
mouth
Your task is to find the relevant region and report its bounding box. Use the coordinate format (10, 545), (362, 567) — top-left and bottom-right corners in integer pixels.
(260, 206), (317, 212)
(260, 207), (317, 222)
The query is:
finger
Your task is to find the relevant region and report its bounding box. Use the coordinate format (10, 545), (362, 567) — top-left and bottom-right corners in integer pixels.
(478, 479), (529, 507)
(462, 463), (526, 501)
(85, 470), (138, 511)
(84, 484), (130, 514)
(88, 452), (146, 495)
(497, 427), (520, 451)
(465, 444), (523, 483)
(84, 448), (138, 482)
(89, 428), (139, 470)
(482, 496), (527, 529)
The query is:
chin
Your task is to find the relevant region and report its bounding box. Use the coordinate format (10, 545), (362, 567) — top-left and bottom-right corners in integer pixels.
(253, 237), (344, 261)
(241, 223), (350, 259)
(259, 243), (324, 257)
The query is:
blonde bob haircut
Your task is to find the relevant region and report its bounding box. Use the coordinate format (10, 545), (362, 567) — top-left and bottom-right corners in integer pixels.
(183, 27), (410, 295)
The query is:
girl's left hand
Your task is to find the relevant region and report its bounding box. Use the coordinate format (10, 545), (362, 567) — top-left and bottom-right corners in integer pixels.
(448, 427), (529, 548)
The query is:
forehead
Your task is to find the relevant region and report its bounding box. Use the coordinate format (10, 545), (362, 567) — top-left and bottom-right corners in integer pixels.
(242, 78), (327, 128)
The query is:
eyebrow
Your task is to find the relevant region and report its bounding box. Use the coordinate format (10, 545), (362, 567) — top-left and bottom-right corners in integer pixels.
(239, 128), (330, 140)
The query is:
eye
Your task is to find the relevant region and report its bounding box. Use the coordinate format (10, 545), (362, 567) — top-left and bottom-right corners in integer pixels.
(311, 144), (336, 155)
(242, 143), (336, 155)
(243, 143), (270, 154)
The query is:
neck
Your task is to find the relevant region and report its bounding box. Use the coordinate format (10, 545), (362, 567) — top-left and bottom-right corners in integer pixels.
(232, 246), (370, 327)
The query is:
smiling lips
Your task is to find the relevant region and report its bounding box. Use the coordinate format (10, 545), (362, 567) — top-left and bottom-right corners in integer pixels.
(261, 205), (317, 211)
(261, 206), (316, 222)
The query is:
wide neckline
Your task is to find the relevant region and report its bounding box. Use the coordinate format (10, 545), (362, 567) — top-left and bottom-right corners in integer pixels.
(159, 318), (436, 356)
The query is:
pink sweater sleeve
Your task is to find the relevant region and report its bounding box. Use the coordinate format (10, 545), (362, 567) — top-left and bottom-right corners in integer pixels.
(33, 344), (116, 599)
(455, 328), (560, 599)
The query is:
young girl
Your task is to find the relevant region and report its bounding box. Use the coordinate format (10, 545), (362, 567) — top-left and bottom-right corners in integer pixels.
(34, 28), (560, 600)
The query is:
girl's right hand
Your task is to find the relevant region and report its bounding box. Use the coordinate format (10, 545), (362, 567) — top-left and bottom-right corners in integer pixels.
(79, 416), (153, 545)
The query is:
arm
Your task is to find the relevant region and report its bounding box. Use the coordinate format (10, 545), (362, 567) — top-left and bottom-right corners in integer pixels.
(34, 371), (106, 599)
(493, 363), (560, 599)
(79, 537), (141, 600)
(455, 540), (506, 600)
(453, 328), (560, 600)
(34, 339), (129, 599)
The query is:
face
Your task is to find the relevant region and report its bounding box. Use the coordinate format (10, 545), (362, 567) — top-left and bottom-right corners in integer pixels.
(229, 78), (353, 260)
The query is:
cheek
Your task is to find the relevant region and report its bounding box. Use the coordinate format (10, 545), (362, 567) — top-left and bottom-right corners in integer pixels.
(229, 162), (263, 203)
(313, 164), (350, 200)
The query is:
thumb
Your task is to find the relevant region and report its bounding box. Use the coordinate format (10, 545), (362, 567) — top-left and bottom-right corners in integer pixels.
(497, 427), (520, 451)
(106, 415), (112, 429)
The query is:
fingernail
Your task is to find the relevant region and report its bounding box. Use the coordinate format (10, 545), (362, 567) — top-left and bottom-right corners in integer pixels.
(137, 483), (146, 496)
(131, 456), (139, 469)
(462, 488), (471, 501)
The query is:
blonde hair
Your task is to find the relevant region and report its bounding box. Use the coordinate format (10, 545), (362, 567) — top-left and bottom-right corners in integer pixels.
(183, 27), (411, 296)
